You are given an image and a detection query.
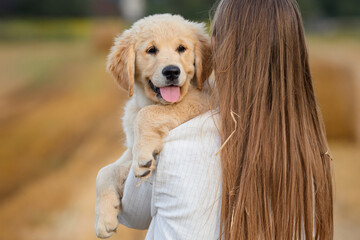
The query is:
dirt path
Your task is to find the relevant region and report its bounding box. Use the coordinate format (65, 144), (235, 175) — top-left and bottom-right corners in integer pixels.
(0, 107), (146, 240)
(0, 41), (146, 240)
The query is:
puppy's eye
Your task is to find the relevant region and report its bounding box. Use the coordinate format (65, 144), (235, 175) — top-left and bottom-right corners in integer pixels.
(177, 45), (186, 53)
(146, 46), (158, 55)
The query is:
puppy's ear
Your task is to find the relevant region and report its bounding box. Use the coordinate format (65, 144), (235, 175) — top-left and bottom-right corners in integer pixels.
(192, 23), (212, 90)
(107, 30), (135, 97)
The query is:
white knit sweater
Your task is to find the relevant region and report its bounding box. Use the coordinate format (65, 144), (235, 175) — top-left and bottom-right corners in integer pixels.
(118, 111), (222, 240)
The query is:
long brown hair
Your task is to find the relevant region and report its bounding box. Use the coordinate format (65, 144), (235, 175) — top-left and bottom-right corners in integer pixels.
(211, 0), (333, 239)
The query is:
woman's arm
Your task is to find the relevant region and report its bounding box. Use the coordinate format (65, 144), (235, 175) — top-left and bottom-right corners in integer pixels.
(118, 166), (153, 229)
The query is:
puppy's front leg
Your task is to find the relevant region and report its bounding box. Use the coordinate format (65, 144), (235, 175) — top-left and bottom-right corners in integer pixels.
(95, 149), (131, 238)
(132, 90), (209, 178)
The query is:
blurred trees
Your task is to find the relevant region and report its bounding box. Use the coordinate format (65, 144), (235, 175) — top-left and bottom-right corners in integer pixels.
(0, 0), (359, 20)
(146, 0), (214, 20)
(0, 0), (93, 17)
(298, 0), (360, 19)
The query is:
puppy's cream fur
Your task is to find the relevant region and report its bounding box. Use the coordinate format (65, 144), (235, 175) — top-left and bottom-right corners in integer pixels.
(95, 14), (212, 238)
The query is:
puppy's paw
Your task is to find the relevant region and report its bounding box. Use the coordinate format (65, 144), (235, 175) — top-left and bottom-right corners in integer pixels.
(133, 151), (157, 178)
(95, 196), (120, 238)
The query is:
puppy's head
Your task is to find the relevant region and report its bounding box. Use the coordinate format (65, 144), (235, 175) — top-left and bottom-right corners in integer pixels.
(107, 14), (212, 104)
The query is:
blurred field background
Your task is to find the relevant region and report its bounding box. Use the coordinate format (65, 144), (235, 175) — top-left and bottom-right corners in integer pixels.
(0, 0), (359, 239)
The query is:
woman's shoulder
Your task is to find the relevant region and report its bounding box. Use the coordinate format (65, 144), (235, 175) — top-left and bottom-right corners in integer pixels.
(168, 110), (220, 139)
(162, 110), (221, 162)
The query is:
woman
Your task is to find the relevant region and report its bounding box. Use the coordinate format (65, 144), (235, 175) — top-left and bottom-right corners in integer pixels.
(118, 0), (333, 239)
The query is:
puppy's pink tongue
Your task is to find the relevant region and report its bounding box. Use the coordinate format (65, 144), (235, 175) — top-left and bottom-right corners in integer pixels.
(159, 86), (180, 103)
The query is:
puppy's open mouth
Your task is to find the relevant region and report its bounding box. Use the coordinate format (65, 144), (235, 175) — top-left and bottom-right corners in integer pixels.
(148, 80), (181, 103)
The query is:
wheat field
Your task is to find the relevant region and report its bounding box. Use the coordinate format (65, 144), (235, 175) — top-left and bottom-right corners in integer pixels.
(0, 20), (359, 240)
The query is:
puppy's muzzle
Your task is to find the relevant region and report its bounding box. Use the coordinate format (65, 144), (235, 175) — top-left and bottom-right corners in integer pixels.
(162, 65), (180, 84)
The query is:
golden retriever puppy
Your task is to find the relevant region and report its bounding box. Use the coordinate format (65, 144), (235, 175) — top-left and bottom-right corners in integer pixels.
(95, 14), (212, 238)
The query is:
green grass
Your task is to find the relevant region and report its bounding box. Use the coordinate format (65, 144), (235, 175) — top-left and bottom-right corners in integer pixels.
(0, 19), (92, 42)
(0, 18), (127, 42)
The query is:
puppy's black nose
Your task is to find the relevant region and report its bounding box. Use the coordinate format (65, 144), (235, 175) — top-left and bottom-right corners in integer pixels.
(162, 65), (180, 81)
